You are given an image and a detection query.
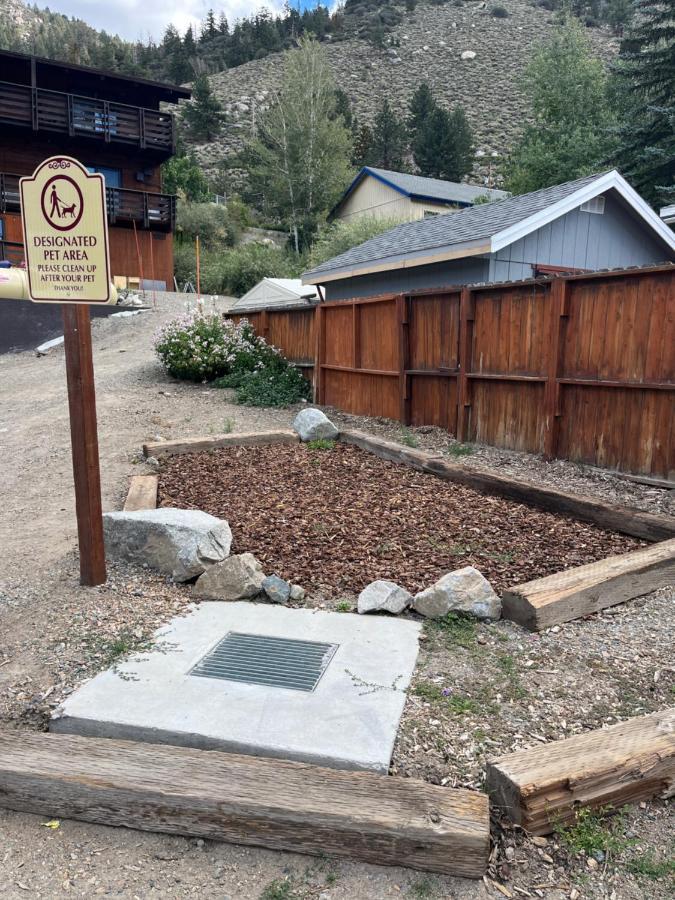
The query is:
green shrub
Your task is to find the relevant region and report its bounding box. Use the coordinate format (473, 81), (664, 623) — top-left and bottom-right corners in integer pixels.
(306, 216), (404, 270)
(231, 363), (312, 407)
(306, 439), (335, 450)
(153, 312), (247, 381)
(175, 202), (240, 249)
(208, 242), (300, 296)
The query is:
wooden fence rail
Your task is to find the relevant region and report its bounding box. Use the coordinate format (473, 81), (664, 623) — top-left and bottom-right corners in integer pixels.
(226, 266), (675, 479)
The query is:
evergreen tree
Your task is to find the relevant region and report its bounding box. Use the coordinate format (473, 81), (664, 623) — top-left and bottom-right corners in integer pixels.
(352, 123), (374, 167)
(162, 25), (192, 83)
(413, 105), (473, 181)
(182, 74), (223, 141)
(201, 10), (218, 42)
(612, 1), (674, 206)
(505, 17), (616, 194)
(369, 99), (407, 171)
(408, 82), (436, 141)
(333, 89), (353, 130)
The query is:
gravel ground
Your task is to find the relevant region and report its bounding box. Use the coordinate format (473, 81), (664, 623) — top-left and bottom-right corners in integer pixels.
(158, 443), (643, 595)
(1, 294), (673, 900)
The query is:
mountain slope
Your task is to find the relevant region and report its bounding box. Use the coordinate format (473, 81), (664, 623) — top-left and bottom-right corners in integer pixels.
(188, 0), (618, 184)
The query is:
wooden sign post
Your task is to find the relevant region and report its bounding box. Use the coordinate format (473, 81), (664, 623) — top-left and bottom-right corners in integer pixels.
(20, 156), (115, 586)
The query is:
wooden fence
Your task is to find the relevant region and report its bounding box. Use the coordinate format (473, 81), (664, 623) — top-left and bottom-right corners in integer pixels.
(227, 266), (675, 478)
(228, 307), (316, 383)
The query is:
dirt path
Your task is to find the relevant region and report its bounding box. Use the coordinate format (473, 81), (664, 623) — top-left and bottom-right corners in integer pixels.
(0, 295), (672, 900)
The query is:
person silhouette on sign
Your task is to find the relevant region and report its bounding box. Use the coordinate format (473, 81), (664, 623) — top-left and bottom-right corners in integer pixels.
(49, 184), (64, 219)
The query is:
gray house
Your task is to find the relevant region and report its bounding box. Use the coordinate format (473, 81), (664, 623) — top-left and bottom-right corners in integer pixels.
(304, 171), (675, 300)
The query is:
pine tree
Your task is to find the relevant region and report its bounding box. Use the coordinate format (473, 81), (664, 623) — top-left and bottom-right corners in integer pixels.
(182, 74), (223, 141)
(612, 1), (674, 205)
(413, 106), (473, 181)
(201, 10), (218, 42)
(352, 123), (374, 167)
(333, 89), (353, 130)
(370, 99), (407, 171)
(408, 82), (436, 141)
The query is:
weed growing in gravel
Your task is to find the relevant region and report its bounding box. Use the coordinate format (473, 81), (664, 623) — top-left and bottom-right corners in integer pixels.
(260, 877), (298, 900)
(400, 428), (420, 448)
(306, 439), (335, 451)
(426, 612), (476, 649)
(413, 682), (478, 715)
(336, 600), (352, 612)
(409, 875), (439, 898)
(86, 631), (148, 668)
(446, 443), (473, 457)
(626, 852), (675, 880)
(555, 806), (633, 857)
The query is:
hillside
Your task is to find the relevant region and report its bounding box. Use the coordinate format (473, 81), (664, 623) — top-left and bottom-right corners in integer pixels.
(185, 0), (619, 185)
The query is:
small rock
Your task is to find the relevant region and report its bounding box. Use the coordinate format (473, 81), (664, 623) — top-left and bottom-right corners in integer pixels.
(586, 856), (598, 870)
(194, 552), (265, 600)
(592, 850), (605, 863)
(532, 836), (548, 847)
(570, 890), (580, 900)
(103, 508), (231, 582)
(413, 566), (501, 620)
(358, 580), (412, 615)
(461, 50), (476, 60)
(292, 408), (338, 441)
(145, 456), (160, 470)
(505, 846), (515, 861)
(290, 584), (306, 602)
(262, 575), (291, 604)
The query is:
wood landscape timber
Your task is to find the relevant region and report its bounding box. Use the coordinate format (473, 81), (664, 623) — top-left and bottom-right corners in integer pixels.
(502, 539), (675, 630)
(338, 430), (675, 542)
(123, 474), (158, 511)
(143, 429), (299, 459)
(0, 731), (490, 878)
(486, 708), (675, 835)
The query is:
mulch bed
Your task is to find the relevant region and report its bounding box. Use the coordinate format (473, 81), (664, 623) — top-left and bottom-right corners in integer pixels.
(158, 442), (644, 596)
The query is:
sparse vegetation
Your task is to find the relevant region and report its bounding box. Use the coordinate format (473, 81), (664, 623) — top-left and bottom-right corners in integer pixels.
(400, 428), (420, 448)
(426, 612), (476, 649)
(259, 877), (298, 900)
(555, 806), (633, 857)
(446, 443), (474, 458)
(336, 600), (352, 612)
(413, 682), (478, 715)
(306, 439), (336, 451)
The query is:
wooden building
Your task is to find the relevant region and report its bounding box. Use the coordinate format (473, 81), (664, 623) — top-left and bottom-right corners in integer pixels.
(0, 49), (190, 289)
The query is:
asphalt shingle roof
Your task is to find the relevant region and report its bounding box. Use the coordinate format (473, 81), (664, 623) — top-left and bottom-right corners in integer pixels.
(306, 172), (607, 279)
(366, 167), (508, 205)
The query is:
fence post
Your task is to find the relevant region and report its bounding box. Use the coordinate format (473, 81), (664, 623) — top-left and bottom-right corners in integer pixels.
(543, 277), (568, 460)
(397, 294), (410, 425)
(352, 303), (360, 370)
(313, 304), (325, 405)
(260, 309), (270, 343)
(456, 287), (474, 442)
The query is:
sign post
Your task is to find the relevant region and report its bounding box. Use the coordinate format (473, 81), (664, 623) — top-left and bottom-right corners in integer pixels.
(21, 156), (114, 586)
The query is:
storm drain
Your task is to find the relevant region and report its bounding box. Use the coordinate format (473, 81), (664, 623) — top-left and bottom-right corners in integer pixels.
(190, 632), (338, 692)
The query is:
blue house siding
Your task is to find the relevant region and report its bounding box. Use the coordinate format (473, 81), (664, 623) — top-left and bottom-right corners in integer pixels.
(488, 193), (669, 282)
(323, 256), (491, 301)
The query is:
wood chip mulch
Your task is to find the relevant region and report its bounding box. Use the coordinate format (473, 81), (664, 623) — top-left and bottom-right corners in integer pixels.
(158, 443), (644, 596)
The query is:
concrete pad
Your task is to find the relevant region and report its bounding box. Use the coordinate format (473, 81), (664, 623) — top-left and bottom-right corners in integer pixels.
(51, 602), (421, 773)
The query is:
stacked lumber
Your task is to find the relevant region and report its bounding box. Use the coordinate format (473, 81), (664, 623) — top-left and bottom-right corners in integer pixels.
(502, 538), (675, 630)
(0, 731), (490, 878)
(123, 475), (158, 511)
(486, 708), (675, 835)
(143, 429), (298, 459)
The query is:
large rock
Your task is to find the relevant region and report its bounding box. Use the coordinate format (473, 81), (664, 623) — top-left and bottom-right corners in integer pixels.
(413, 566), (501, 621)
(103, 508), (232, 582)
(194, 552), (265, 600)
(358, 580), (412, 615)
(292, 408), (338, 442)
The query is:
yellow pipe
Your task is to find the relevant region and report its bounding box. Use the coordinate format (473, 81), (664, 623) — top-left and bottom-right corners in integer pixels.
(0, 267), (117, 303)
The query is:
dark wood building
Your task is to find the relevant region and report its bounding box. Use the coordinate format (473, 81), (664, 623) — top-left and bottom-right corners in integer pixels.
(0, 49), (190, 290)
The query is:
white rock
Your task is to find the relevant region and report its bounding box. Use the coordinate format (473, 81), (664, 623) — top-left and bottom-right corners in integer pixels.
(358, 580), (412, 615)
(194, 552), (265, 600)
(292, 408), (338, 441)
(290, 584), (306, 602)
(103, 508), (232, 582)
(461, 50), (477, 60)
(413, 566), (501, 620)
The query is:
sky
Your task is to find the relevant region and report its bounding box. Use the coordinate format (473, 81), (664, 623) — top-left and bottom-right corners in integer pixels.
(31, 1), (318, 43)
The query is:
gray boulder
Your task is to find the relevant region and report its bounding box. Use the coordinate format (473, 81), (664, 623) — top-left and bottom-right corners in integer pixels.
(195, 552), (265, 600)
(358, 580), (412, 615)
(103, 508), (231, 582)
(292, 408), (338, 442)
(262, 575), (291, 604)
(413, 566), (501, 621)
(290, 584), (306, 602)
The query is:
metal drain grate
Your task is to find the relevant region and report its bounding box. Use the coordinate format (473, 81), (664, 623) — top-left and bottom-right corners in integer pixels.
(190, 632), (338, 692)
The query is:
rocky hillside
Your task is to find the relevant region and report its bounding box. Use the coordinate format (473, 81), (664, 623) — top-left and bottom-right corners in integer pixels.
(186, 0), (618, 185)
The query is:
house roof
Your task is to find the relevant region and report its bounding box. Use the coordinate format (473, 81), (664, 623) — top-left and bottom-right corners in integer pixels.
(329, 167), (507, 220)
(304, 170), (675, 284)
(231, 278), (318, 313)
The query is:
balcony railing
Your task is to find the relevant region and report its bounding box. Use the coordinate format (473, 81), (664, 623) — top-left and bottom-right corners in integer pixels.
(1, 173), (175, 231)
(0, 80), (175, 153)
(0, 240), (24, 266)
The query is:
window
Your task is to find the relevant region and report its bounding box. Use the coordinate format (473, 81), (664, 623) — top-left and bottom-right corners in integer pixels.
(86, 166), (122, 189)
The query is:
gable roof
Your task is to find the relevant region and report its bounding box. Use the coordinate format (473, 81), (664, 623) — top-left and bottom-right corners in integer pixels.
(231, 278), (318, 312)
(305, 170), (675, 284)
(329, 166), (507, 220)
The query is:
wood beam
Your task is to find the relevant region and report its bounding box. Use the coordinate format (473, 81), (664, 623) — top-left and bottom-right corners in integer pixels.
(486, 708), (675, 835)
(123, 475), (158, 512)
(143, 430), (298, 460)
(0, 731), (490, 878)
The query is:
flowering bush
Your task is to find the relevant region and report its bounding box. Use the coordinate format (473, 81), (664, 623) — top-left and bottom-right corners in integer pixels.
(153, 311), (311, 407)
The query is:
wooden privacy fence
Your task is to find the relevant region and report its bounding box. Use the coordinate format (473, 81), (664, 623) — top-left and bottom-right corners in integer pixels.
(227, 266), (675, 478)
(227, 307), (316, 383)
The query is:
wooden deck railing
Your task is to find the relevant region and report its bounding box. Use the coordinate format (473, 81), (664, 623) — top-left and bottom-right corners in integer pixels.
(0, 80), (174, 153)
(0, 172), (175, 231)
(0, 240), (24, 266)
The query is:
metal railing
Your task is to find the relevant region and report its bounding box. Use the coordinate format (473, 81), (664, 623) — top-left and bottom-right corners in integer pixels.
(0, 80), (175, 153)
(0, 173), (175, 230)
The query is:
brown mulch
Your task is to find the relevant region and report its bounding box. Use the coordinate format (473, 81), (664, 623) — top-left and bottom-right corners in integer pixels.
(158, 443), (644, 596)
